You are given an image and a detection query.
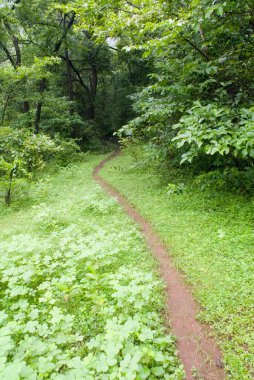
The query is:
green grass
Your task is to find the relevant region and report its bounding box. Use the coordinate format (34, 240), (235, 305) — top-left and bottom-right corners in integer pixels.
(0, 155), (184, 380)
(100, 152), (254, 380)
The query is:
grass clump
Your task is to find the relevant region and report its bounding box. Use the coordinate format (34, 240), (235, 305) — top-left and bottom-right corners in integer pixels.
(100, 152), (254, 380)
(0, 155), (184, 380)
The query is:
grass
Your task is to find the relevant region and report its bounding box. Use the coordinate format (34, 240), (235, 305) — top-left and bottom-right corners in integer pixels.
(0, 155), (184, 380)
(100, 151), (254, 380)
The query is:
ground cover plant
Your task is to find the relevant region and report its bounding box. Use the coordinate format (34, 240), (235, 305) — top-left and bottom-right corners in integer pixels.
(0, 155), (184, 380)
(100, 152), (254, 380)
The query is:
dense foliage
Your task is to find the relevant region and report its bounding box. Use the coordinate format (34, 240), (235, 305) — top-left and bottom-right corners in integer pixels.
(0, 0), (152, 202)
(108, 1), (254, 187)
(2, 0), (254, 193)
(0, 0), (147, 139)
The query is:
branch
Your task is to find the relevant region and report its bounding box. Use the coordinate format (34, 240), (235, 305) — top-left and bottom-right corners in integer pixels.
(3, 21), (21, 66)
(114, 6), (141, 15)
(54, 11), (76, 53)
(11, 0), (21, 10)
(59, 54), (91, 97)
(0, 42), (16, 68)
(106, 45), (118, 51)
(184, 38), (209, 60)
(125, 1), (141, 10)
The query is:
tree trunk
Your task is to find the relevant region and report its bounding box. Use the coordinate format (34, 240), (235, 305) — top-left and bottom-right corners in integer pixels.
(87, 65), (97, 120)
(34, 78), (46, 134)
(1, 80), (24, 126)
(1, 92), (12, 126)
(87, 99), (95, 120)
(23, 101), (30, 113)
(5, 168), (15, 206)
(2, 22), (31, 117)
(65, 51), (74, 106)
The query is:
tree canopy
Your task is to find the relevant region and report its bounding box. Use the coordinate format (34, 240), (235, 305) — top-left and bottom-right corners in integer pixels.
(1, 0), (254, 201)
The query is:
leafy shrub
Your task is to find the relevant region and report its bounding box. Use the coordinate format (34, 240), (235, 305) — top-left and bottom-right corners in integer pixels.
(53, 136), (81, 166)
(172, 103), (254, 164)
(117, 131), (142, 162)
(166, 182), (185, 195)
(0, 128), (59, 205)
(195, 166), (254, 194)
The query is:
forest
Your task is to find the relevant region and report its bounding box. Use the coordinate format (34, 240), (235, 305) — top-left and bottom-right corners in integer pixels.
(0, 0), (254, 379)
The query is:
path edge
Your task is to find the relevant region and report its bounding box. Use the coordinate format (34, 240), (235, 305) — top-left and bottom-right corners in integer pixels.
(93, 151), (225, 380)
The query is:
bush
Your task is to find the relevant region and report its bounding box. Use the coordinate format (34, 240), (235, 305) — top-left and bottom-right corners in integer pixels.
(195, 166), (254, 194)
(0, 128), (59, 205)
(172, 103), (254, 165)
(53, 136), (81, 166)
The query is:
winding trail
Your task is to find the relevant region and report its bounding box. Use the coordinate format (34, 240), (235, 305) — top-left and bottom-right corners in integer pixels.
(93, 152), (225, 380)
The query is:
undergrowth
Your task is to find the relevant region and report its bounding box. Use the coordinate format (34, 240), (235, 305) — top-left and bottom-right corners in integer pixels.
(100, 152), (254, 380)
(0, 155), (184, 380)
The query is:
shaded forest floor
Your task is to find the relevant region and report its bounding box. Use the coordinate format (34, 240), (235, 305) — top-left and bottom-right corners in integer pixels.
(100, 152), (254, 380)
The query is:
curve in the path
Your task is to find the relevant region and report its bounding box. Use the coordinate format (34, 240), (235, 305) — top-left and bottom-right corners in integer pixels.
(93, 152), (225, 380)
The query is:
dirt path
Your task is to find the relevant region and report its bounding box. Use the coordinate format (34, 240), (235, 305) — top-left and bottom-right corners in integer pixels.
(93, 152), (225, 380)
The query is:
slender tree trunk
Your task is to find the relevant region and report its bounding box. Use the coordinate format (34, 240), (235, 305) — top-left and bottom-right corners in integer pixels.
(34, 78), (46, 134)
(87, 65), (97, 120)
(32, 11), (75, 133)
(5, 168), (15, 206)
(1, 80), (24, 126)
(1, 92), (12, 126)
(4, 21), (21, 67)
(65, 50), (74, 114)
(23, 101), (30, 113)
(23, 100), (31, 128)
(89, 66), (98, 98)
(3, 22), (30, 118)
(87, 98), (95, 120)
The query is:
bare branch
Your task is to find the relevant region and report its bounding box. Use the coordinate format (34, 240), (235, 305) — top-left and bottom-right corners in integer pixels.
(125, 1), (141, 11)
(184, 38), (210, 61)
(0, 42), (16, 68)
(54, 11), (76, 53)
(59, 54), (91, 96)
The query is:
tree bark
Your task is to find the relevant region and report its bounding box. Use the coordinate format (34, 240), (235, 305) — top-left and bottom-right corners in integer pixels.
(34, 78), (46, 134)
(2, 22), (30, 115)
(33, 11), (76, 133)
(87, 65), (97, 120)
(23, 101), (30, 113)
(1, 80), (24, 126)
(65, 51), (74, 103)
(4, 21), (21, 67)
(61, 56), (94, 118)
(5, 167), (15, 206)
(1, 91), (12, 126)
(54, 11), (76, 53)
(0, 42), (16, 67)
(87, 98), (95, 120)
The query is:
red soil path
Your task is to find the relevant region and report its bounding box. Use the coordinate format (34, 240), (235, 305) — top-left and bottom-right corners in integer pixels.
(93, 152), (225, 380)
